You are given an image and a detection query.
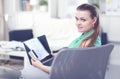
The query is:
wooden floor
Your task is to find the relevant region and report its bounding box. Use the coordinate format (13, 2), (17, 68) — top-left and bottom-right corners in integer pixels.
(105, 64), (120, 79)
(104, 42), (120, 79)
(0, 58), (24, 70)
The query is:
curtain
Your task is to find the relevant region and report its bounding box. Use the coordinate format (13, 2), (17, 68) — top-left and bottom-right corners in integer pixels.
(0, 0), (5, 40)
(0, 0), (10, 61)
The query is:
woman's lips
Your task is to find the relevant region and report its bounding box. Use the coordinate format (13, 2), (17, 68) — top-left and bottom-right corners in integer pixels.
(77, 26), (83, 29)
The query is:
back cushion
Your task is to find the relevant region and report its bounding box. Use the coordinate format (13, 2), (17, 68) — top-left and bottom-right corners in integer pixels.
(33, 18), (80, 50)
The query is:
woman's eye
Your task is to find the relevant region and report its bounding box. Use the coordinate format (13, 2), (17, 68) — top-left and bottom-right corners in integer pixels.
(75, 17), (79, 20)
(75, 17), (86, 22)
(80, 19), (86, 22)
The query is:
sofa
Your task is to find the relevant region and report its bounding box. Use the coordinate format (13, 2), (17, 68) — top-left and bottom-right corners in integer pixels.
(9, 18), (108, 51)
(9, 29), (33, 42)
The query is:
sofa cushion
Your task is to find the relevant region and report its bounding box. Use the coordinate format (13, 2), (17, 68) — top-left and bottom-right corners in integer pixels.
(9, 29), (33, 42)
(33, 18), (80, 50)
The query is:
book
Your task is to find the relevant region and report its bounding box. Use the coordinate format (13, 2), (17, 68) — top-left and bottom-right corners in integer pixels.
(23, 35), (53, 65)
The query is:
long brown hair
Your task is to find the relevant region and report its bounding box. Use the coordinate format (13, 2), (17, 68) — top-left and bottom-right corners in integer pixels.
(77, 4), (100, 48)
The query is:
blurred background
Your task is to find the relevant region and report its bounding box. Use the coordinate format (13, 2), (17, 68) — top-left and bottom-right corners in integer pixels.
(0, 0), (120, 41)
(0, 0), (120, 79)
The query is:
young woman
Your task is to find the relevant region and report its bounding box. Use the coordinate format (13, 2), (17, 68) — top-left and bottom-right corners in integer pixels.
(31, 3), (101, 73)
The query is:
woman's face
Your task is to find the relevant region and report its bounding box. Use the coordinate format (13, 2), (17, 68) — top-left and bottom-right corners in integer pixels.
(75, 10), (96, 33)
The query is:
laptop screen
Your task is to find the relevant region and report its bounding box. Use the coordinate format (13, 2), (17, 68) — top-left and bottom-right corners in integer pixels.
(23, 35), (53, 65)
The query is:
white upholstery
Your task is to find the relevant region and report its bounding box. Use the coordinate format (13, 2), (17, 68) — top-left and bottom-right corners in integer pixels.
(33, 18), (81, 50)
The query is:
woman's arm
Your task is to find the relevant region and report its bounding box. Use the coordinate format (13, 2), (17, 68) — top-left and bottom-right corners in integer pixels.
(31, 58), (51, 73)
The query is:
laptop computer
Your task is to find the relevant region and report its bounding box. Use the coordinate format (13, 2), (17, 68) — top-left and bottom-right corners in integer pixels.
(23, 35), (53, 65)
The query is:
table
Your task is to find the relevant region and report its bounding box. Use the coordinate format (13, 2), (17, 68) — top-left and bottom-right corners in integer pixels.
(0, 48), (49, 79)
(0, 48), (28, 68)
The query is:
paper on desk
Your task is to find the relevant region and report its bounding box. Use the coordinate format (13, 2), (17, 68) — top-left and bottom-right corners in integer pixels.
(24, 38), (49, 60)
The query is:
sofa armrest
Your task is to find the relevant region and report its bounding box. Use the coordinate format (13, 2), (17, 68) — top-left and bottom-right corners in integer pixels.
(101, 32), (108, 45)
(9, 29), (33, 42)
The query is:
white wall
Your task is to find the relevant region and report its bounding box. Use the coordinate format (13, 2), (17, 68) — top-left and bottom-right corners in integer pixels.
(3, 0), (120, 42)
(100, 15), (120, 42)
(3, 0), (51, 30)
(49, 0), (58, 18)
(58, 0), (88, 18)
(3, 0), (18, 31)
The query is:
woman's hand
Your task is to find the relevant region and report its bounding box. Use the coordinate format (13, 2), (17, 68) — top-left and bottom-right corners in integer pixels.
(31, 57), (51, 73)
(51, 53), (58, 57)
(31, 57), (43, 69)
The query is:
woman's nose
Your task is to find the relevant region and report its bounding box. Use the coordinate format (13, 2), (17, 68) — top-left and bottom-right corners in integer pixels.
(76, 20), (81, 25)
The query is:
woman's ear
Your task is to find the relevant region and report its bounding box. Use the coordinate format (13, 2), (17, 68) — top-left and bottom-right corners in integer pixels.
(92, 17), (97, 24)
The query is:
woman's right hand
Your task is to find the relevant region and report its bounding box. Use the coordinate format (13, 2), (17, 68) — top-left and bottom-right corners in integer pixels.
(31, 57), (43, 69)
(31, 57), (51, 73)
